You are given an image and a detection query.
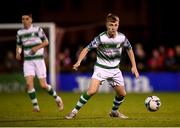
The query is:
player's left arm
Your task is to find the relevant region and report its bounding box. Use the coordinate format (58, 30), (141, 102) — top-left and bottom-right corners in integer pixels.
(123, 36), (139, 79)
(126, 48), (139, 79)
(30, 27), (48, 54)
(30, 41), (48, 55)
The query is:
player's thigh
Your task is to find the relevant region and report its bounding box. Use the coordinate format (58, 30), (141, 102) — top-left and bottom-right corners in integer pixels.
(23, 61), (35, 77)
(87, 78), (101, 95)
(114, 85), (126, 97)
(113, 69), (124, 86)
(92, 66), (109, 80)
(34, 60), (47, 78)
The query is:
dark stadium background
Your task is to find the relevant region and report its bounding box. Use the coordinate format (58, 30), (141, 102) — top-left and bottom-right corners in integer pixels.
(0, 0), (180, 127)
(0, 0), (180, 45)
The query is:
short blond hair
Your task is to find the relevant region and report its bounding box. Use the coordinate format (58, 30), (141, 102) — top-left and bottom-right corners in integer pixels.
(106, 13), (119, 22)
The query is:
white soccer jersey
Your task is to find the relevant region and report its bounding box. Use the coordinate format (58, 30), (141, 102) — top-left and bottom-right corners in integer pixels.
(16, 25), (48, 61)
(87, 31), (132, 69)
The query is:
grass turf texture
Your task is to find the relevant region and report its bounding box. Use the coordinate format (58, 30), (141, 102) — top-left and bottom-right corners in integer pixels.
(0, 92), (180, 127)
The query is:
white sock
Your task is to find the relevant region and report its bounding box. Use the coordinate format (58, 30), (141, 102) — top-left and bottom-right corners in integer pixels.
(47, 85), (52, 91)
(72, 108), (78, 113)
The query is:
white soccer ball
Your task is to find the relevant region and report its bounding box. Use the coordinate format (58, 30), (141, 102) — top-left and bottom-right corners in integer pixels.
(145, 96), (161, 112)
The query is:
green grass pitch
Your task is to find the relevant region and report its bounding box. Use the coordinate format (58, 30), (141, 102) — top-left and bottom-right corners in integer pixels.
(0, 91), (180, 127)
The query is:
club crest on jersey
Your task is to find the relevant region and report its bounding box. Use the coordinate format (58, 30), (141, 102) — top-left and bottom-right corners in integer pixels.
(31, 32), (35, 36)
(116, 44), (121, 48)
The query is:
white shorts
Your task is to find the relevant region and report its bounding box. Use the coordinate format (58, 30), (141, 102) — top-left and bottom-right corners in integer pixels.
(92, 66), (124, 87)
(23, 59), (47, 78)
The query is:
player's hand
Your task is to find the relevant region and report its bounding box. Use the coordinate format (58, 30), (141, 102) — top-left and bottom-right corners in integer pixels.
(131, 66), (139, 79)
(73, 62), (80, 71)
(16, 53), (21, 60)
(30, 47), (38, 55)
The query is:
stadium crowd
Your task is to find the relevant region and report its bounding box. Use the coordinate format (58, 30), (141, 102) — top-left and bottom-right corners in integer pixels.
(57, 43), (180, 72)
(0, 43), (180, 73)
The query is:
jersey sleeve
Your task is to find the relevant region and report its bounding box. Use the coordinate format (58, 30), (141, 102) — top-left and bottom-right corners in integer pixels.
(86, 36), (101, 51)
(38, 27), (48, 42)
(16, 32), (22, 46)
(123, 37), (132, 50)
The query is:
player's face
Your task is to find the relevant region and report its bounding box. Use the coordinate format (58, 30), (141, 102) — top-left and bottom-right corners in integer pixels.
(106, 21), (119, 37)
(22, 15), (32, 29)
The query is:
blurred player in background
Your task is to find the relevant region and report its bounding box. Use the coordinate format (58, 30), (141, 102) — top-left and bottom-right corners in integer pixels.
(65, 13), (139, 119)
(16, 13), (63, 112)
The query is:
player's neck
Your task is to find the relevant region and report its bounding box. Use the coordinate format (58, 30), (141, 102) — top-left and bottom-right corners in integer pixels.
(24, 24), (32, 30)
(107, 31), (117, 38)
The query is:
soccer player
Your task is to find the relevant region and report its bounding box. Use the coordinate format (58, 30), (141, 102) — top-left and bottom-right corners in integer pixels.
(16, 13), (63, 112)
(65, 13), (139, 119)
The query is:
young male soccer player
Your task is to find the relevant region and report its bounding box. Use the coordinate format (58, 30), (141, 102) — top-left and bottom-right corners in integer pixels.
(65, 13), (139, 119)
(16, 13), (63, 112)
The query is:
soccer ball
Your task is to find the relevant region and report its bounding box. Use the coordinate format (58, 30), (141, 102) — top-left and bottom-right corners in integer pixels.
(145, 96), (161, 112)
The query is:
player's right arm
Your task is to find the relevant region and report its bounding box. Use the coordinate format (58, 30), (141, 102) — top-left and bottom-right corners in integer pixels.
(73, 47), (89, 71)
(73, 37), (100, 71)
